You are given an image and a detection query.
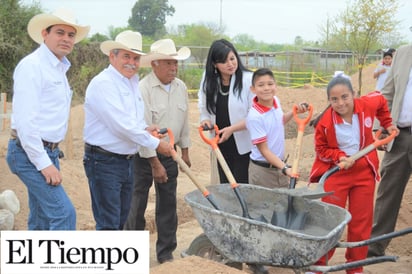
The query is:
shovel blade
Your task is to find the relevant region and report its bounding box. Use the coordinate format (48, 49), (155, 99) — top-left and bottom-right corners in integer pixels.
(287, 211), (308, 230)
(271, 209), (307, 230)
(271, 210), (288, 228)
(271, 194), (308, 230)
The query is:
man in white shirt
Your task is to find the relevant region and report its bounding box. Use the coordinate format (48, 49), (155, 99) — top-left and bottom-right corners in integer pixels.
(83, 31), (173, 230)
(6, 8), (90, 230)
(123, 39), (191, 263)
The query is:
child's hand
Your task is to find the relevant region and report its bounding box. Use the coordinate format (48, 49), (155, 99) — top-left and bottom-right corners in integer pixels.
(296, 102), (309, 113)
(339, 156), (355, 170)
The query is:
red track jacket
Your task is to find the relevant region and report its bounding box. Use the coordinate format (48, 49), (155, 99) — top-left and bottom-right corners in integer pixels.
(309, 91), (394, 183)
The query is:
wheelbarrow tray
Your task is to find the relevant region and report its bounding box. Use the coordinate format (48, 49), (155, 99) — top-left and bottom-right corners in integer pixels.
(184, 184), (351, 268)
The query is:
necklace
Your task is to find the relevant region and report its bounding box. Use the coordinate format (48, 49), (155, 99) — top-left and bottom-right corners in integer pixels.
(219, 88), (229, 96)
(219, 83), (230, 96)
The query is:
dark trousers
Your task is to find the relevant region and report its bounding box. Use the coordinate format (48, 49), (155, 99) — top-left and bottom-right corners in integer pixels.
(368, 128), (412, 256)
(217, 151), (250, 184)
(124, 154), (178, 261)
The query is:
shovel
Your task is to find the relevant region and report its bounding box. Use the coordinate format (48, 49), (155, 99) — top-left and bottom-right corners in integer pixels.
(309, 128), (398, 195)
(199, 125), (267, 222)
(156, 128), (220, 210)
(271, 104), (313, 230)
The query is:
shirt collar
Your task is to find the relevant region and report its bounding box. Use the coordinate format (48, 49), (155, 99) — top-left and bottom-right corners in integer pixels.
(40, 43), (71, 71)
(252, 96), (278, 113)
(148, 71), (176, 90)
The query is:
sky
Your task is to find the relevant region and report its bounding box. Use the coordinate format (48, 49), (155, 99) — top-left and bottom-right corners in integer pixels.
(22, 0), (412, 44)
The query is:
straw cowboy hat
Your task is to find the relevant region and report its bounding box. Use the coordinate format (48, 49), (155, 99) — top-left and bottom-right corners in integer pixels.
(140, 38), (191, 67)
(27, 8), (90, 44)
(100, 30), (146, 56)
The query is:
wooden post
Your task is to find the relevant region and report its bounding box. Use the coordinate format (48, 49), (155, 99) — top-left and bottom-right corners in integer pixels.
(1, 93), (7, 131)
(65, 112), (74, 160)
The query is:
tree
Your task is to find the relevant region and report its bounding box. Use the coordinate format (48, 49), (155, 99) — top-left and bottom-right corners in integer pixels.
(128, 0), (175, 39)
(320, 0), (400, 94)
(0, 0), (41, 95)
(168, 23), (223, 67)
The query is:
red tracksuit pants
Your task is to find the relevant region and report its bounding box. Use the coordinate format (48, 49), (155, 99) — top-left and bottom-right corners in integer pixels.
(314, 157), (375, 274)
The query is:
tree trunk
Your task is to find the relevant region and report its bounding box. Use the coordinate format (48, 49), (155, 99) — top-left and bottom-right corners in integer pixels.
(358, 67), (363, 96)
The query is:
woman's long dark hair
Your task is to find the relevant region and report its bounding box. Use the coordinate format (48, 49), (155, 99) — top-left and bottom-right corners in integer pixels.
(202, 39), (250, 114)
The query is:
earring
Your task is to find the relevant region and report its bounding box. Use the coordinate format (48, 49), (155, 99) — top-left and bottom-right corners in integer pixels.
(214, 67), (217, 74)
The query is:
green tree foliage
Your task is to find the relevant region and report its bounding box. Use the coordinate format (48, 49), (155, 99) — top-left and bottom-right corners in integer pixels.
(128, 0), (175, 39)
(0, 0), (41, 95)
(89, 33), (109, 42)
(232, 34), (259, 51)
(168, 23), (224, 67)
(320, 0), (400, 94)
(67, 42), (108, 104)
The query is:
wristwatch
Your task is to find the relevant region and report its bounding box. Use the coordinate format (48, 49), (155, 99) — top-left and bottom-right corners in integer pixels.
(281, 164), (291, 176)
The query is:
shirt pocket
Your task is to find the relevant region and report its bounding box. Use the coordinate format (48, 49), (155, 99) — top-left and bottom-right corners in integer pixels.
(150, 104), (167, 123)
(177, 103), (187, 112)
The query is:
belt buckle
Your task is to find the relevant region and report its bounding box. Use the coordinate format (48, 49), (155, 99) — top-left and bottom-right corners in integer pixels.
(43, 141), (59, 150)
(126, 154), (133, 160)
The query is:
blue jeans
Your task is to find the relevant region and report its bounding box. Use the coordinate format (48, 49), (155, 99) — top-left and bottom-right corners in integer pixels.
(83, 148), (134, 230)
(6, 139), (76, 230)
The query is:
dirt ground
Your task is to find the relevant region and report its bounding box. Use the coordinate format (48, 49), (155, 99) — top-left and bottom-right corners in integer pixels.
(1, 65), (411, 273)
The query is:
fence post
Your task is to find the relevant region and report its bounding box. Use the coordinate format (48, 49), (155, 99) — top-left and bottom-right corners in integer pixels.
(310, 72), (315, 86)
(65, 112), (74, 160)
(1, 93), (7, 131)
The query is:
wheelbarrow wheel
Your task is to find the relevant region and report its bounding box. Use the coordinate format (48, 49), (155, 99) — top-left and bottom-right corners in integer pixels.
(181, 233), (242, 270)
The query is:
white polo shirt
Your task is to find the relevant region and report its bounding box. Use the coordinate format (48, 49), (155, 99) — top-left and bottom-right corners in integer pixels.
(246, 96), (285, 162)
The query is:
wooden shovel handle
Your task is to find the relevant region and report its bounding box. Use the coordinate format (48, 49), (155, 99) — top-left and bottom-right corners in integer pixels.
(199, 125), (239, 189)
(158, 128), (212, 198)
(291, 104), (313, 177)
(337, 129), (397, 169)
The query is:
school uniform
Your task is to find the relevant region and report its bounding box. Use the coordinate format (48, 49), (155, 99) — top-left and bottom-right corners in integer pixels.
(246, 96), (289, 188)
(309, 91), (394, 274)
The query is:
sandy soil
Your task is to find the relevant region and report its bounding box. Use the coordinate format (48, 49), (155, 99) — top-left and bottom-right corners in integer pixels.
(1, 65), (411, 273)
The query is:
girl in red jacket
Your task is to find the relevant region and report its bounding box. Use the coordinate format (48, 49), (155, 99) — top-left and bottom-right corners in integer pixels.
(308, 73), (398, 274)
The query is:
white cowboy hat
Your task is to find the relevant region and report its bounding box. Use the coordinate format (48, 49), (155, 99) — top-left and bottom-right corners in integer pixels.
(27, 8), (90, 44)
(140, 38), (191, 67)
(100, 30), (146, 56)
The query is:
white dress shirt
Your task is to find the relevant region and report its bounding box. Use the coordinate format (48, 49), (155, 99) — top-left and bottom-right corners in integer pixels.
(397, 67), (412, 127)
(83, 65), (159, 154)
(11, 43), (72, 170)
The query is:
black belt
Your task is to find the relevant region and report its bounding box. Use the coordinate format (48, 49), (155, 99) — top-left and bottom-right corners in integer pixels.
(42, 140), (59, 150)
(10, 135), (59, 150)
(251, 159), (278, 169)
(85, 143), (134, 160)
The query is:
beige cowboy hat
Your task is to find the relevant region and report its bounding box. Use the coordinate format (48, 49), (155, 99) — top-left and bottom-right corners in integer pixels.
(27, 8), (90, 44)
(140, 38), (191, 67)
(100, 30), (146, 56)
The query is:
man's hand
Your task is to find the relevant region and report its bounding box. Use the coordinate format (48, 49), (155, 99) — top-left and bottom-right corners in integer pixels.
(149, 158), (168, 183)
(156, 140), (173, 157)
(41, 165), (62, 186)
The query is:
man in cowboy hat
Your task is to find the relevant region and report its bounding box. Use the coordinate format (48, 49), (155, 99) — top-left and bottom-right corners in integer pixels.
(83, 31), (173, 230)
(6, 8), (89, 230)
(124, 38), (191, 264)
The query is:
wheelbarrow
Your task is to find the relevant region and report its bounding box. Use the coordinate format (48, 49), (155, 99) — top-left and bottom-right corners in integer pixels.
(182, 183), (412, 273)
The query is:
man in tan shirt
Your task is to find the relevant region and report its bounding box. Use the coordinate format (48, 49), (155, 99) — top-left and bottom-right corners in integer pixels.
(124, 39), (191, 264)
